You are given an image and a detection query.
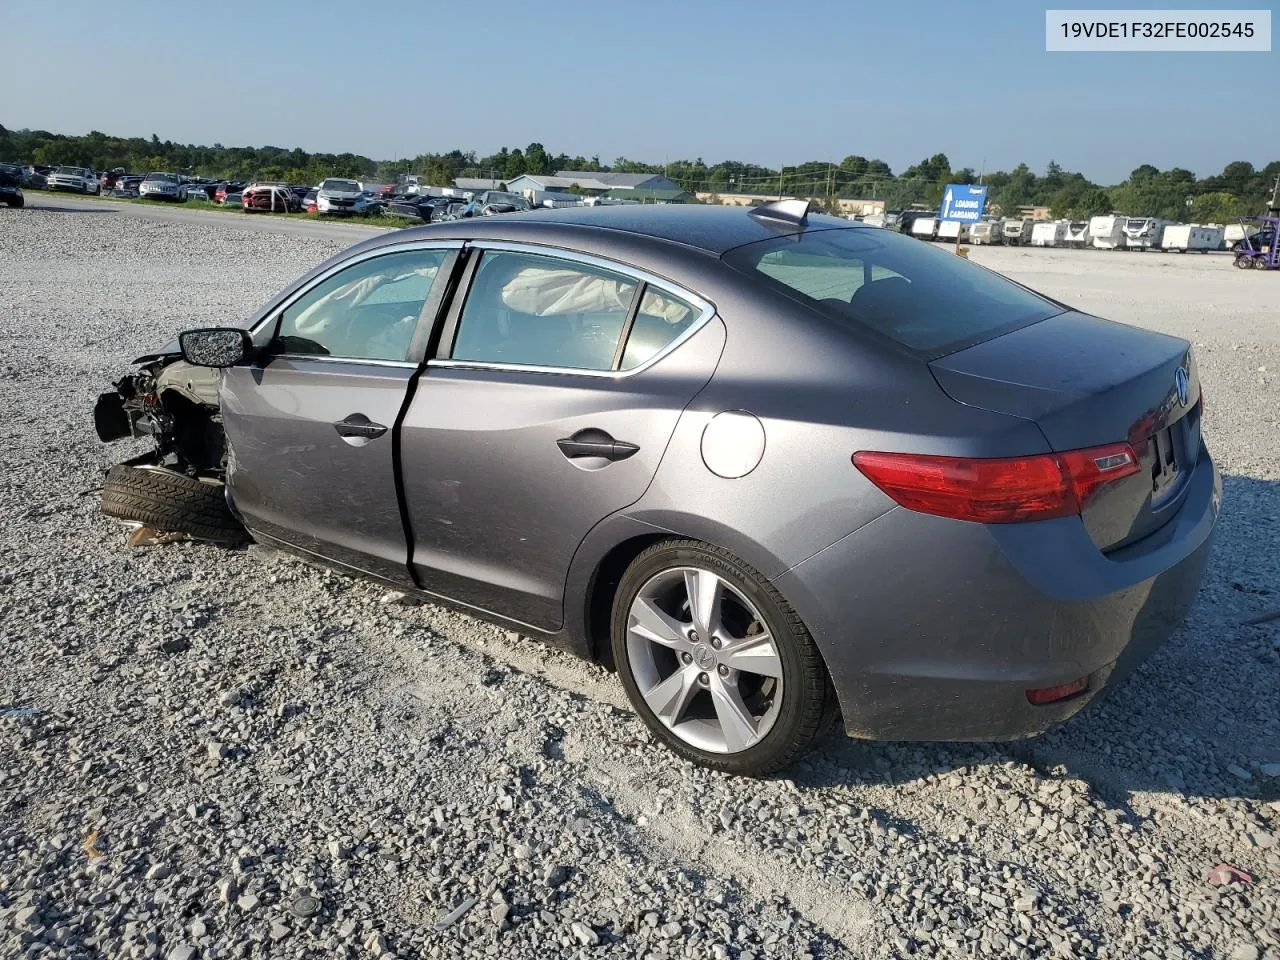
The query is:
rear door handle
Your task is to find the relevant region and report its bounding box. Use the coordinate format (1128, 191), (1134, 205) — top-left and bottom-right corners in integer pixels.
(334, 413), (388, 440)
(557, 432), (639, 462)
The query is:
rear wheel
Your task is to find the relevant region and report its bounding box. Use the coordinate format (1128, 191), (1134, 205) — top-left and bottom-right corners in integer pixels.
(611, 540), (834, 776)
(100, 463), (246, 543)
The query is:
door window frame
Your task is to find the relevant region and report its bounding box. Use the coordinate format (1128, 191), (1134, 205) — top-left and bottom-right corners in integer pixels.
(247, 240), (466, 370)
(429, 241), (716, 379)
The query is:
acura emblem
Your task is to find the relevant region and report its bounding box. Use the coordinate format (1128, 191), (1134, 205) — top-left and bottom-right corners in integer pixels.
(1174, 366), (1190, 407)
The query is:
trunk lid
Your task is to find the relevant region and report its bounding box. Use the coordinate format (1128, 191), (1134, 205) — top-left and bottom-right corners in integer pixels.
(929, 312), (1202, 550)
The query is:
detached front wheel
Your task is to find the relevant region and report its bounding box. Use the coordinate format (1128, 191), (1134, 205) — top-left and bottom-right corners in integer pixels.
(611, 540), (834, 776)
(100, 462), (246, 543)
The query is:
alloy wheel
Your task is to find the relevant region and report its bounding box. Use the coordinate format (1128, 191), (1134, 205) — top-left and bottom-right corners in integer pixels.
(625, 566), (784, 754)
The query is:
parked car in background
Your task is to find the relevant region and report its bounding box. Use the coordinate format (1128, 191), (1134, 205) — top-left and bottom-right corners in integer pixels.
(242, 182), (300, 212)
(20, 166), (48, 189)
(0, 163), (25, 207)
(456, 190), (532, 217)
(384, 194), (455, 223)
(46, 166), (101, 194)
(111, 176), (143, 198)
(139, 172), (187, 202)
(302, 189), (318, 213)
(185, 184), (213, 201)
(214, 183), (245, 205)
(98, 169), (126, 193)
(316, 178), (378, 215)
(92, 201), (1218, 775)
(430, 198), (470, 221)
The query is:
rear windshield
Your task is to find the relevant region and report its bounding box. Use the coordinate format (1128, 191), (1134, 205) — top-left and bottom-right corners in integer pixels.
(723, 227), (1060, 354)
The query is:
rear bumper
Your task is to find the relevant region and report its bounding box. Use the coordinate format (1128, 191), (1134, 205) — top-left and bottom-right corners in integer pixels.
(774, 445), (1221, 741)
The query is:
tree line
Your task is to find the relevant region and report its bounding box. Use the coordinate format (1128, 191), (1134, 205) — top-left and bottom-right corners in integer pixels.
(2, 124), (1276, 221)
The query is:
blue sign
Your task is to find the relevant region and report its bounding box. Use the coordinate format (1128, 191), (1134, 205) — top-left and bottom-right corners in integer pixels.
(939, 184), (988, 223)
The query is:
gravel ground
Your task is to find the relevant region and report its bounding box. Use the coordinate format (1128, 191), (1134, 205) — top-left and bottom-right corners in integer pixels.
(0, 206), (1277, 960)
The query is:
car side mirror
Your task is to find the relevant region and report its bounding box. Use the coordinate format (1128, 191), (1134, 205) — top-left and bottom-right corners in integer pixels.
(178, 328), (253, 368)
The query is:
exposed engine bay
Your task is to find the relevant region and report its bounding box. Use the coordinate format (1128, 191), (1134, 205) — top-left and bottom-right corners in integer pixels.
(93, 355), (227, 477)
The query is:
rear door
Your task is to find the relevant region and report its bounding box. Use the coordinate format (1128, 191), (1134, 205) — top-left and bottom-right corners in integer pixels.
(221, 243), (459, 582)
(399, 242), (724, 630)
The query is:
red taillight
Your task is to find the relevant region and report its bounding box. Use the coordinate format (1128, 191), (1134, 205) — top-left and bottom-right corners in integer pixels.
(851, 443), (1139, 524)
(1026, 677), (1088, 705)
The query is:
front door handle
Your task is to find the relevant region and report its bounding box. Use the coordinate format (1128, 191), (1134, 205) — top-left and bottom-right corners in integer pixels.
(557, 430), (639, 462)
(334, 413), (388, 440)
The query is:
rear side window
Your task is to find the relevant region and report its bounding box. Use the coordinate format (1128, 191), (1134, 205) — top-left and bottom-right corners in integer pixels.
(724, 228), (1059, 354)
(449, 251), (700, 372)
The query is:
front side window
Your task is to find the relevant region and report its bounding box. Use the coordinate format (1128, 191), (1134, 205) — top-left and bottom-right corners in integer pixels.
(725, 227), (1059, 355)
(275, 249), (447, 361)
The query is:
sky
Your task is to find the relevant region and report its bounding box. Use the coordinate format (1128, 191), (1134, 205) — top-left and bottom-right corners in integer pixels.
(3, 0), (1275, 184)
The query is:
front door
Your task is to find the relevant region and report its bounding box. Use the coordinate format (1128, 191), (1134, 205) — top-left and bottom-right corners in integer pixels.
(221, 244), (458, 583)
(399, 244), (724, 630)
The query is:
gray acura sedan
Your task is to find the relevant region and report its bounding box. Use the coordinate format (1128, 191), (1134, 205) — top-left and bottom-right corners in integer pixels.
(94, 201), (1219, 775)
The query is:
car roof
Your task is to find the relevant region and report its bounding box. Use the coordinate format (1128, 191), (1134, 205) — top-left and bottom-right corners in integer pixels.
(386, 204), (865, 256)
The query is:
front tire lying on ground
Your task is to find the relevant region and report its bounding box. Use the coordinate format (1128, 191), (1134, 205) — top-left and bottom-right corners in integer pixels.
(611, 540), (835, 776)
(100, 463), (246, 543)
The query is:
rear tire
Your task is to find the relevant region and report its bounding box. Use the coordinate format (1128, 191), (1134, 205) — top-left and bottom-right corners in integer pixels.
(100, 463), (246, 543)
(611, 539), (835, 776)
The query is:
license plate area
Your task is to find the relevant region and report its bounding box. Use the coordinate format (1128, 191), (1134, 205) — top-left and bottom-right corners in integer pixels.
(1150, 426), (1181, 502)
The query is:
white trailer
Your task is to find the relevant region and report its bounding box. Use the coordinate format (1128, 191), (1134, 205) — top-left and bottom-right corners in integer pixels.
(1063, 221), (1091, 248)
(1161, 223), (1224, 253)
(936, 220), (965, 242)
(1031, 221), (1068, 246)
(1001, 218), (1034, 245)
(910, 216), (938, 240)
(1224, 223), (1259, 250)
(968, 219), (1002, 244)
(1089, 215), (1126, 249)
(1123, 217), (1167, 250)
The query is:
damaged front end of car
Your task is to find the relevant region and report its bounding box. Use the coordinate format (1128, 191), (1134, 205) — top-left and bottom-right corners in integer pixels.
(94, 351), (227, 477)
(93, 350), (248, 544)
